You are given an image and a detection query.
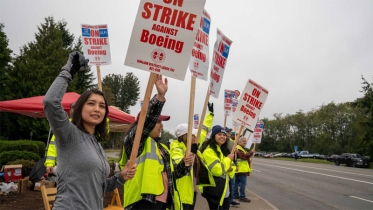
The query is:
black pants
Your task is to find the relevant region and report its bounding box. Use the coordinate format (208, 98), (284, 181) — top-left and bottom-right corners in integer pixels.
(207, 197), (230, 210)
(132, 200), (167, 210)
(182, 192), (197, 210)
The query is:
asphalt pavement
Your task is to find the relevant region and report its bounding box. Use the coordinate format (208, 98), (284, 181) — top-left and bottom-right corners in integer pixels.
(194, 189), (278, 210)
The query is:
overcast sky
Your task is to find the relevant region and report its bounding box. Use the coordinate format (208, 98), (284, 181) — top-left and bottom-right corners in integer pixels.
(1, 0), (372, 134)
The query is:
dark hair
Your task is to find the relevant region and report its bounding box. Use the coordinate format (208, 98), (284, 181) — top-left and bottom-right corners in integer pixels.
(71, 89), (109, 142)
(200, 130), (230, 158)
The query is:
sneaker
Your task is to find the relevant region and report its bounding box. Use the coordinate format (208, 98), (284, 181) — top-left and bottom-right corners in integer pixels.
(230, 201), (240, 207)
(239, 197), (251, 203)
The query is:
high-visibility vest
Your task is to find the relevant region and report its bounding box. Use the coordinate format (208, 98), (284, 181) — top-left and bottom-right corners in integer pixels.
(201, 145), (231, 206)
(170, 140), (215, 205)
(123, 137), (182, 209)
(44, 135), (57, 167)
(236, 145), (252, 173)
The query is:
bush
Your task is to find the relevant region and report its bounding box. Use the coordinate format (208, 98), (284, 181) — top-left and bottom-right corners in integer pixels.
(0, 151), (40, 167)
(0, 140), (45, 158)
(0, 141), (40, 158)
(7, 159), (36, 177)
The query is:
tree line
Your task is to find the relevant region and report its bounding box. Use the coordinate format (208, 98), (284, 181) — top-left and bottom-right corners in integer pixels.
(0, 17), (147, 148)
(258, 77), (373, 159)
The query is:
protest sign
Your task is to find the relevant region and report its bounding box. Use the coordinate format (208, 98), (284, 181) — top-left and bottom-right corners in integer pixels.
(224, 89), (235, 117)
(253, 121), (264, 143)
(124, 0), (206, 81)
(209, 29), (232, 98)
(81, 24), (112, 91)
(81, 24), (111, 65)
(193, 114), (199, 129)
(232, 79), (268, 131)
(232, 98), (239, 128)
(189, 9), (211, 80)
(124, 0), (205, 165)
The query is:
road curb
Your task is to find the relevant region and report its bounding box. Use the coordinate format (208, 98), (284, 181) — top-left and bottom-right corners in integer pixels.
(245, 188), (279, 210)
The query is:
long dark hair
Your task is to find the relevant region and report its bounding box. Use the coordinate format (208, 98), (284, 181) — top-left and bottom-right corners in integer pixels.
(200, 133), (230, 158)
(71, 89), (109, 142)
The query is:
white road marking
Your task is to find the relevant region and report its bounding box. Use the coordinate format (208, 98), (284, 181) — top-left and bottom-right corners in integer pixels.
(258, 163), (373, 185)
(350, 196), (373, 203)
(252, 169), (261, 172)
(255, 160), (373, 178)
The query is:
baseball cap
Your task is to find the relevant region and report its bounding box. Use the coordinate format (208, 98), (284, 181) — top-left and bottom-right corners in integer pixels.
(225, 127), (232, 132)
(136, 111), (170, 122)
(175, 124), (198, 137)
(211, 125), (227, 138)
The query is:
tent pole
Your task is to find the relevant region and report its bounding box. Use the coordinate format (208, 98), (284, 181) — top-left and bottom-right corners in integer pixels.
(45, 128), (52, 157)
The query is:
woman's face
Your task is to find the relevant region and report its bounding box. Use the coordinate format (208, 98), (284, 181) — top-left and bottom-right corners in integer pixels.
(214, 133), (227, 146)
(182, 134), (197, 144)
(82, 93), (106, 128)
(150, 120), (163, 139)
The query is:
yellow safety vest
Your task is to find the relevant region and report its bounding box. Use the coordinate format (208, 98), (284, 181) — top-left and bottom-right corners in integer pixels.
(201, 145), (231, 206)
(122, 137), (182, 209)
(170, 140), (215, 205)
(236, 145), (251, 173)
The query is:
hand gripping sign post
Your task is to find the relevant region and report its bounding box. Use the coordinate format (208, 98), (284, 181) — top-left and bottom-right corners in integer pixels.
(186, 9), (211, 160)
(124, 0), (206, 166)
(231, 79), (269, 154)
(81, 24), (111, 91)
(249, 121), (264, 168)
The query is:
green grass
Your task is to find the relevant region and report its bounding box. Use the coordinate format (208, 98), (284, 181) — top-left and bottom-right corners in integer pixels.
(107, 157), (120, 163)
(104, 149), (121, 153)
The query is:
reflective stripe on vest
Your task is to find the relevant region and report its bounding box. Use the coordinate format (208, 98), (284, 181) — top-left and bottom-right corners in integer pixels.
(124, 137), (165, 208)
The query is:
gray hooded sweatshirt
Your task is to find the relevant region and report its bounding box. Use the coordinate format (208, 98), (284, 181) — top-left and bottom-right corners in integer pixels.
(43, 71), (125, 210)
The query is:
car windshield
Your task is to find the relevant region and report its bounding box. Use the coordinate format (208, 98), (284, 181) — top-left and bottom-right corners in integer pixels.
(351, 154), (362, 158)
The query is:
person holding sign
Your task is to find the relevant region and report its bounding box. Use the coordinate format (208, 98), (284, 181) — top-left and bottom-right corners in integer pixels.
(119, 75), (194, 210)
(43, 52), (137, 210)
(200, 125), (236, 209)
(170, 103), (215, 210)
(233, 136), (254, 203)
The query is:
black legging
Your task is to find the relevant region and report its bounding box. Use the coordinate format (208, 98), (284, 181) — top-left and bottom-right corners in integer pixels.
(207, 197), (230, 210)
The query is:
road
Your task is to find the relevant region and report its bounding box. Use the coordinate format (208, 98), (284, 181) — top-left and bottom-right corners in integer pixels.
(247, 158), (373, 210)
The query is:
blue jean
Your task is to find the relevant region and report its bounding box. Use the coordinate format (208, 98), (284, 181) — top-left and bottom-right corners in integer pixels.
(229, 176), (236, 202)
(235, 174), (247, 199)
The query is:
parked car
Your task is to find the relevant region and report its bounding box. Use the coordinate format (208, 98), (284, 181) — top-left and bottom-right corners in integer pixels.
(326, 154), (339, 162)
(334, 153), (370, 168)
(297, 151), (320, 158)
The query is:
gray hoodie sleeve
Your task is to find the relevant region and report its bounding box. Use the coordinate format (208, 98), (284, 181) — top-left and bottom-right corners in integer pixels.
(43, 71), (77, 148)
(105, 172), (126, 192)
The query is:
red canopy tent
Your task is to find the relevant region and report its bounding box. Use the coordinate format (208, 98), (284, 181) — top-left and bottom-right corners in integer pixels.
(0, 92), (135, 127)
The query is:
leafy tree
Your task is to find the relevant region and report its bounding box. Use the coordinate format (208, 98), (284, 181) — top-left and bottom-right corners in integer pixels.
(351, 76), (373, 158)
(0, 23), (13, 101)
(102, 72), (140, 113)
(0, 23), (14, 139)
(1, 17), (95, 141)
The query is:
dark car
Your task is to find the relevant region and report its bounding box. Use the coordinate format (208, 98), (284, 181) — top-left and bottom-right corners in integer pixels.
(334, 153), (370, 168)
(326, 154), (339, 162)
